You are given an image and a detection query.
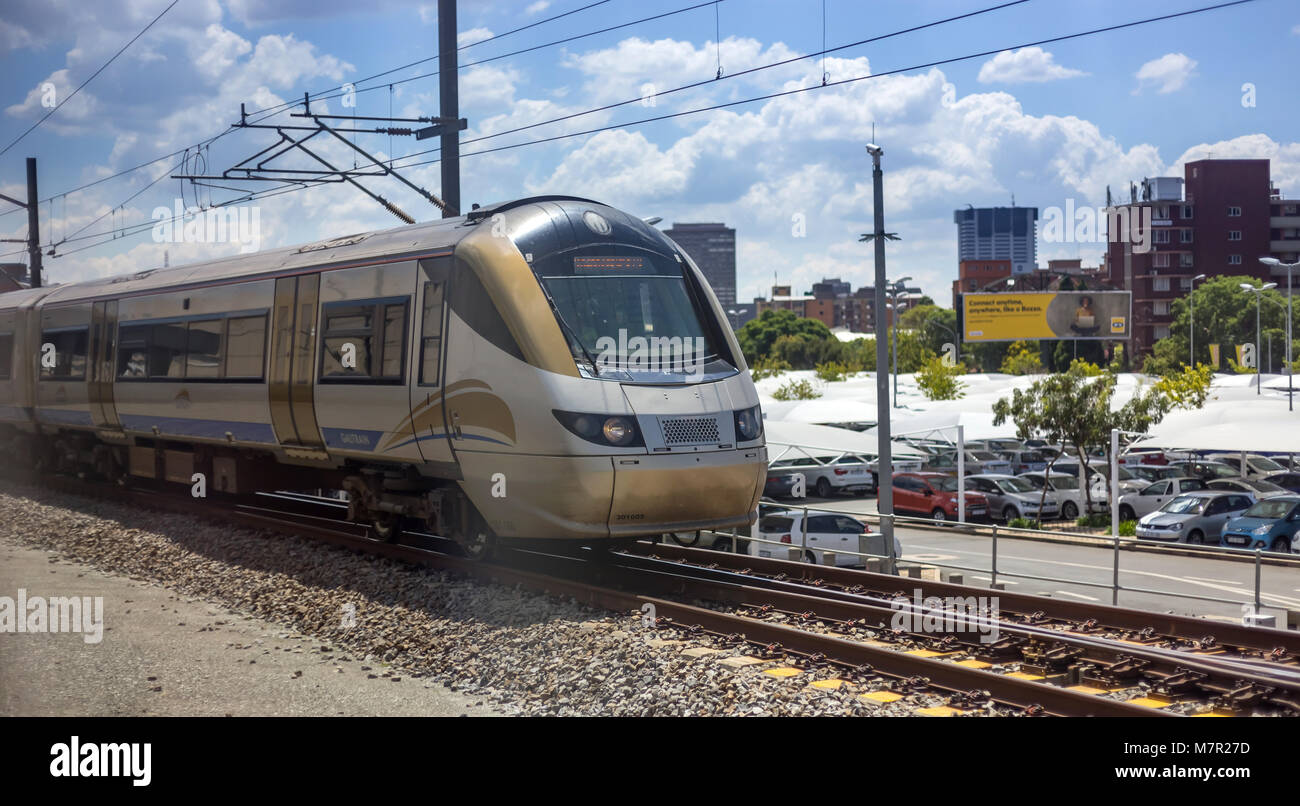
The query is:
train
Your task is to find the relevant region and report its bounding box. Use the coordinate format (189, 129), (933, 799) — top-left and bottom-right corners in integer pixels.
(0, 195), (768, 558)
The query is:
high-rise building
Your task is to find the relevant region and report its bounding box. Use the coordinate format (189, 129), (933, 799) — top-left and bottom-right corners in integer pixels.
(664, 222), (736, 306)
(1104, 159), (1298, 359)
(953, 206), (1039, 275)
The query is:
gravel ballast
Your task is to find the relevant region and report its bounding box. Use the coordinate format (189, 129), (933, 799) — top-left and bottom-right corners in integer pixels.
(0, 485), (997, 716)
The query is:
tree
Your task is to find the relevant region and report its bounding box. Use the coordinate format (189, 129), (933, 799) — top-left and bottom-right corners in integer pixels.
(1000, 340), (1044, 375)
(736, 309), (835, 364)
(915, 355), (967, 400)
(1144, 275), (1298, 375)
(899, 304), (959, 359)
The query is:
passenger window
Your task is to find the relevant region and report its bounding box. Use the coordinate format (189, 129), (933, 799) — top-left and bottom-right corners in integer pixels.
(118, 324), (150, 378)
(39, 328), (88, 380)
(419, 281), (444, 385)
(185, 320), (223, 378)
(0, 332), (12, 380)
(149, 322), (187, 378)
(320, 298), (408, 383)
(224, 315), (266, 379)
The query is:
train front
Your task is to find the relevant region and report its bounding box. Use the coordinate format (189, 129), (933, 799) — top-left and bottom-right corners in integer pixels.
(447, 196), (767, 545)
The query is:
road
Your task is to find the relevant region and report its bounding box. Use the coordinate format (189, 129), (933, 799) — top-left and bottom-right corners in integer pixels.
(757, 493), (1300, 627)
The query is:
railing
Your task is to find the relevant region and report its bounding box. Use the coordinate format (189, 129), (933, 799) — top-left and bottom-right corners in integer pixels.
(670, 498), (1298, 628)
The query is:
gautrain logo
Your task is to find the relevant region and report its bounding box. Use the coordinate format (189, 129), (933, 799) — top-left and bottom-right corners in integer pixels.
(382, 379), (517, 451)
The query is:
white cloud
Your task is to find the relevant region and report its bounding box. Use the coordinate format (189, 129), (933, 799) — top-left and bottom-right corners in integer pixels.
(1133, 53), (1197, 94)
(977, 47), (1087, 84)
(526, 1), (550, 14)
(189, 24), (253, 81)
(458, 27), (493, 47)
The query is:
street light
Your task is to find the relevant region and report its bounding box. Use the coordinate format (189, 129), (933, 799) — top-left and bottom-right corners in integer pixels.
(887, 276), (911, 408)
(1261, 257), (1298, 411)
(1189, 273), (1206, 367)
(1240, 281), (1278, 395)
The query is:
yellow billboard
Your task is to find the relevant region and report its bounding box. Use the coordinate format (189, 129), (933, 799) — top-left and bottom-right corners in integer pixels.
(961, 291), (1131, 342)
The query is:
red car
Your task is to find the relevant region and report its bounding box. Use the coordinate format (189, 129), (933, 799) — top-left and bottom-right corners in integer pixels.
(892, 472), (989, 522)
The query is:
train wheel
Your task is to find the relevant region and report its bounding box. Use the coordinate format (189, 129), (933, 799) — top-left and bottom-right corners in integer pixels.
(370, 513), (401, 542)
(460, 527), (496, 561)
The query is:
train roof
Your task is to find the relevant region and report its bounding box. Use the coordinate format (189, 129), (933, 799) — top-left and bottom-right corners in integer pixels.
(17, 195), (604, 308)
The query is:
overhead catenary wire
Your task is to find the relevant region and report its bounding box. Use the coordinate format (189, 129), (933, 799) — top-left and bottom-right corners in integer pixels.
(0, 0), (619, 217)
(0, 0), (180, 157)
(25, 0), (1259, 261)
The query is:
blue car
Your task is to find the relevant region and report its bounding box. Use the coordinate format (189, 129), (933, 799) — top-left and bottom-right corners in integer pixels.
(1219, 495), (1300, 554)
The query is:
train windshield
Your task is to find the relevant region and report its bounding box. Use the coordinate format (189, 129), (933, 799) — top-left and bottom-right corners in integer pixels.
(532, 245), (735, 381)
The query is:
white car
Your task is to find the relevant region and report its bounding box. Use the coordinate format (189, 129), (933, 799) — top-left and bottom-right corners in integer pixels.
(752, 510), (901, 568)
(1117, 477), (1208, 521)
(1017, 471), (1108, 519)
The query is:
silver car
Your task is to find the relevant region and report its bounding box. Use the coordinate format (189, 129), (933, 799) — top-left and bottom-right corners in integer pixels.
(1205, 453), (1290, 478)
(965, 473), (1060, 522)
(767, 455), (874, 498)
(1017, 471), (1108, 519)
(1135, 491), (1255, 545)
(1206, 477), (1289, 499)
(1117, 477), (1208, 521)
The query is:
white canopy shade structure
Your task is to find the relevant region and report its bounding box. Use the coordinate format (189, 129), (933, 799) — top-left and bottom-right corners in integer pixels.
(861, 408), (1020, 442)
(773, 398), (879, 425)
(1129, 406), (1300, 454)
(763, 420), (926, 461)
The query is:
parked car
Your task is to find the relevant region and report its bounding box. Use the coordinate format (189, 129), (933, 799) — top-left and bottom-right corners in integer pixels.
(751, 510), (900, 567)
(1167, 460), (1241, 482)
(1018, 471), (1107, 519)
(1219, 495), (1300, 553)
(962, 450), (1014, 475)
(767, 455), (874, 498)
(1117, 477), (1208, 521)
(1261, 472), (1300, 494)
(967, 438), (1024, 454)
(1205, 453), (1289, 478)
(964, 474), (1060, 522)
(763, 470), (804, 500)
(1052, 460), (1142, 496)
(893, 472), (989, 523)
(1117, 447), (1171, 466)
(1135, 491), (1254, 545)
(1206, 477), (1289, 499)
(1125, 464), (1185, 484)
(996, 449), (1049, 474)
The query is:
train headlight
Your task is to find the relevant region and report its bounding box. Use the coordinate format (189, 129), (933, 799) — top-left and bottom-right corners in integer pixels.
(734, 405), (763, 442)
(553, 410), (644, 448)
(602, 417), (635, 446)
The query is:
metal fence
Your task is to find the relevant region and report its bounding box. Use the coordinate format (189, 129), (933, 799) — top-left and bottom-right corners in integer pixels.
(672, 497), (1298, 627)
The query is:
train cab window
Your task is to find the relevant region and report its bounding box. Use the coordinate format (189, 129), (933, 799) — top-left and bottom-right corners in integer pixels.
(185, 319), (223, 378)
(224, 315), (266, 379)
(39, 328), (88, 380)
(0, 332), (13, 380)
(320, 298), (408, 383)
(419, 281), (444, 385)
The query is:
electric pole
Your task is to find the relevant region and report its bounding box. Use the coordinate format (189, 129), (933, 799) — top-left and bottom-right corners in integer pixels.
(0, 157), (42, 287)
(438, 0), (461, 218)
(866, 143), (894, 566)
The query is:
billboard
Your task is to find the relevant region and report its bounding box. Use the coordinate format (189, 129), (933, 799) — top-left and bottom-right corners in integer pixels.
(961, 291), (1131, 342)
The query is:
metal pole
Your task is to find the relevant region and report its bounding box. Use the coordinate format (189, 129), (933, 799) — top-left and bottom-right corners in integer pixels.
(1289, 265), (1294, 411)
(1189, 281), (1194, 366)
(1110, 427), (1120, 605)
(437, 0), (461, 218)
(1257, 290), (1262, 395)
(891, 291), (899, 408)
(800, 504), (809, 561)
(990, 525), (998, 589)
(1254, 548), (1263, 614)
(956, 424), (965, 524)
(26, 157), (42, 288)
(868, 144), (894, 559)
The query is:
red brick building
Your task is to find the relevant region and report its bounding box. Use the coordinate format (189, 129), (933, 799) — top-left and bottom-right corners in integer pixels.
(1104, 159), (1298, 359)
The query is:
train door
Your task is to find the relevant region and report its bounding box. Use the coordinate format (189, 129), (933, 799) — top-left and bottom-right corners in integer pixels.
(88, 299), (121, 432)
(269, 275), (325, 451)
(411, 256), (455, 468)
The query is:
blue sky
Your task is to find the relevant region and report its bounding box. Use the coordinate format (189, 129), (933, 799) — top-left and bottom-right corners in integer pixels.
(1, 0), (1297, 308)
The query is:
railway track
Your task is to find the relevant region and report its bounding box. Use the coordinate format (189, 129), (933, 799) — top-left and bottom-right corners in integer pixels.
(30, 476), (1300, 716)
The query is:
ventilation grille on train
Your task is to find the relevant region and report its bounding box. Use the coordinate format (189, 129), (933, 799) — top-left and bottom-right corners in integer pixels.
(660, 416), (720, 445)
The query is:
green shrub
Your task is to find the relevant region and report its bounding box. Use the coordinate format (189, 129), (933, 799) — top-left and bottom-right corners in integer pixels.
(1118, 519), (1137, 537)
(771, 378), (821, 401)
(915, 355), (967, 401)
(1007, 517), (1041, 530)
(1076, 514), (1110, 529)
(814, 360), (854, 382)
(750, 356), (791, 382)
